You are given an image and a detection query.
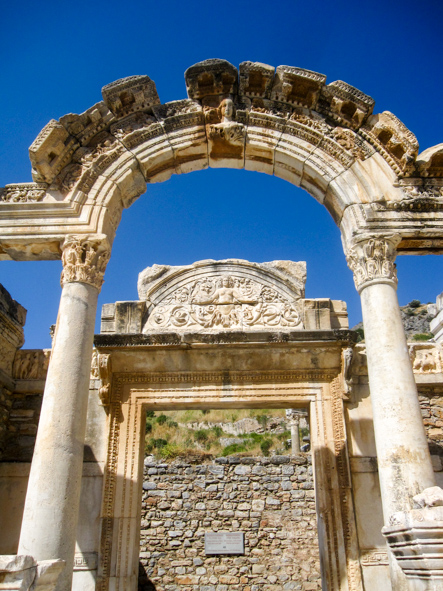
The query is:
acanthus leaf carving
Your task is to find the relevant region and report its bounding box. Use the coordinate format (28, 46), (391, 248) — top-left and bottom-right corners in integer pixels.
(61, 235), (110, 291)
(346, 236), (399, 293)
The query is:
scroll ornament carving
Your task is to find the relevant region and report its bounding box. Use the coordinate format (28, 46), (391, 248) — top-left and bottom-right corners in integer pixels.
(0, 183), (47, 203)
(346, 237), (398, 292)
(61, 236), (110, 290)
(145, 275), (303, 331)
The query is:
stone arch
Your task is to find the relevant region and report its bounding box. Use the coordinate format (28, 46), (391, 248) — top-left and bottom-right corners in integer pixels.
(2, 58), (443, 260)
(3, 59), (443, 591)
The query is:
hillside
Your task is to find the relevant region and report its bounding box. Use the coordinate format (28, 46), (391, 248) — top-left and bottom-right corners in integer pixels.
(144, 408), (309, 460)
(352, 299), (435, 342)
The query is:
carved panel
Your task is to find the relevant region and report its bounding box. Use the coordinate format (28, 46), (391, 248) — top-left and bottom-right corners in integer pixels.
(0, 183), (47, 204)
(144, 273), (303, 331)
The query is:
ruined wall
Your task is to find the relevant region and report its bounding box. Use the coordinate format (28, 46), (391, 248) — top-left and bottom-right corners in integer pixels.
(139, 454), (321, 591)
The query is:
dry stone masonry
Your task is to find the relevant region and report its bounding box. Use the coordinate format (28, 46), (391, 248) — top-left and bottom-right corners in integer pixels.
(139, 455), (320, 591)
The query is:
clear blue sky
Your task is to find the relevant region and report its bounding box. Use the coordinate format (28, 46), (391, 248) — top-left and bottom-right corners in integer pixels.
(1, 0), (442, 349)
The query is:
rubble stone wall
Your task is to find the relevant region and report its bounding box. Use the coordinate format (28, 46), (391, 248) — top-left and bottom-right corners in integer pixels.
(139, 454), (321, 591)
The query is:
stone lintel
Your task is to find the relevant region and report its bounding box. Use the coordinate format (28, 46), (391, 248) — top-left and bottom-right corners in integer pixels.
(94, 328), (357, 349)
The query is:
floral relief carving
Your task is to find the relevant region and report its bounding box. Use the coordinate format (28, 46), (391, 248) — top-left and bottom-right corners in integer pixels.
(346, 237), (398, 292)
(61, 235), (110, 290)
(0, 183), (47, 203)
(145, 274), (303, 331)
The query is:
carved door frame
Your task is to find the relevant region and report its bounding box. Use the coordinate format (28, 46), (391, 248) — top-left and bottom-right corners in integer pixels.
(96, 370), (362, 591)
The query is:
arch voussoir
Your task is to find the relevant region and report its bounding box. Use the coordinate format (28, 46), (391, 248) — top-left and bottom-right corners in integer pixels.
(1, 57), (443, 261)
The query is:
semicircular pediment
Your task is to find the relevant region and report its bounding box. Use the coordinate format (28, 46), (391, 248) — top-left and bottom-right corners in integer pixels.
(138, 259), (306, 332)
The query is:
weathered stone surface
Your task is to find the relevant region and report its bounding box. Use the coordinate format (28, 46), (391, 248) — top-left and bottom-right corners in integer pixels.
(239, 62), (275, 99)
(101, 75), (160, 117)
(140, 456), (321, 591)
(319, 80), (375, 129)
(185, 59), (238, 99)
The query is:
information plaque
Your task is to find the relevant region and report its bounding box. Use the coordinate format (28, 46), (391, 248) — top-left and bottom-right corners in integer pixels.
(205, 532), (245, 555)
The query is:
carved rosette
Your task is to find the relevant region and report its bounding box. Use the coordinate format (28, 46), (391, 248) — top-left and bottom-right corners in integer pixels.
(61, 235), (110, 291)
(345, 236), (399, 293)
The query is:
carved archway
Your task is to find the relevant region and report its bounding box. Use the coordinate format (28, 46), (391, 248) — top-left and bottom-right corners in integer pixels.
(1, 58), (443, 259)
(3, 59), (443, 591)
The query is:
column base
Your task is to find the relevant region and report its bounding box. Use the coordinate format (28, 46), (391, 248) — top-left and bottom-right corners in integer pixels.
(0, 555), (65, 590)
(382, 487), (443, 590)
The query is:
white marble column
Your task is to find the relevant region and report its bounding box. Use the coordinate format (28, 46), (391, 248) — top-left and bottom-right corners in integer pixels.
(346, 235), (436, 589)
(286, 409), (301, 454)
(18, 235), (110, 591)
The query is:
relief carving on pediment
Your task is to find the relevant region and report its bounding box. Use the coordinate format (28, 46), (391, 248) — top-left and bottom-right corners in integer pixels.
(143, 270), (304, 332)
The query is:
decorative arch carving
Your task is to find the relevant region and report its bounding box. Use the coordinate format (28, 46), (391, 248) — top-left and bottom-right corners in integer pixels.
(1, 58), (443, 261)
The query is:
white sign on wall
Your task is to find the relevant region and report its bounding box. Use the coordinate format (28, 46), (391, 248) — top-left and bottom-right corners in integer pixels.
(204, 532), (245, 555)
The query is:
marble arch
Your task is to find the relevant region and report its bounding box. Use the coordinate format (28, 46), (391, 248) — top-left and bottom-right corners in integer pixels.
(1, 59), (443, 591)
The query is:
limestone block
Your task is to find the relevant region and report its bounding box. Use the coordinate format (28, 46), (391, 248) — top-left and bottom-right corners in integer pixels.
(303, 299), (333, 330)
(99, 301), (145, 334)
(270, 66), (326, 109)
(185, 59), (238, 100)
(239, 62), (275, 99)
(417, 143), (443, 178)
(60, 102), (115, 146)
(67, 131), (146, 205)
(430, 308), (443, 343)
(245, 111), (286, 175)
(101, 75), (160, 118)
(117, 121), (176, 183)
(153, 100), (208, 174)
(29, 120), (79, 184)
(0, 556), (64, 591)
(362, 111), (419, 176)
(318, 80), (374, 130)
(30, 560), (65, 590)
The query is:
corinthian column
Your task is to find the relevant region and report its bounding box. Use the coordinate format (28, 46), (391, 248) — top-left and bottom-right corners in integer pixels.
(346, 235), (436, 589)
(18, 234), (110, 591)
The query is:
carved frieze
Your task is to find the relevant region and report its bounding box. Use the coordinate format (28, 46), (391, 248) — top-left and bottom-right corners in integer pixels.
(319, 80), (375, 130)
(373, 182), (443, 212)
(144, 274), (303, 331)
(138, 260), (307, 333)
(29, 119), (79, 184)
(61, 235), (110, 290)
(13, 349), (50, 380)
(346, 236), (399, 292)
(60, 101), (115, 146)
(0, 183), (47, 204)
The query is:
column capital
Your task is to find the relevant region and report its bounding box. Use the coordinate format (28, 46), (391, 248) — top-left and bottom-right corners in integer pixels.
(345, 234), (400, 293)
(61, 234), (110, 291)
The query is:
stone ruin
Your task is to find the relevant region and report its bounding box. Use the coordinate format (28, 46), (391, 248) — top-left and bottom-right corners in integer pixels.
(1, 58), (443, 591)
